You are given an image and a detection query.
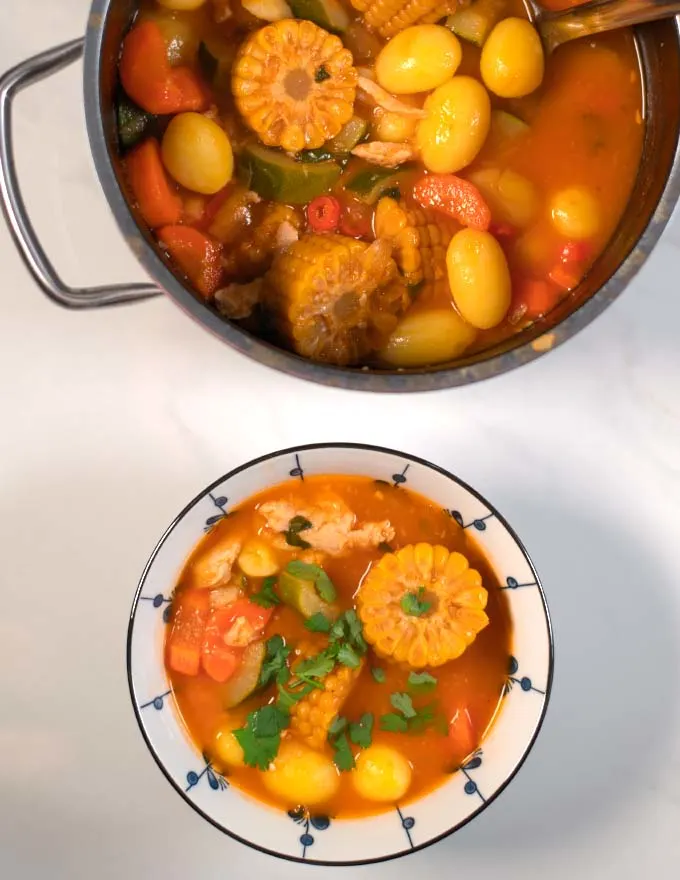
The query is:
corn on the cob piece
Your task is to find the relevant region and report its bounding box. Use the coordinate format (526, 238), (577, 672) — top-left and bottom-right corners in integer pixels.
(222, 203), (303, 280)
(232, 20), (357, 152)
(350, 0), (465, 39)
(358, 543), (489, 668)
(374, 196), (456, 295)
(264, 234), (409, 365)
(289, 648), (365, 751)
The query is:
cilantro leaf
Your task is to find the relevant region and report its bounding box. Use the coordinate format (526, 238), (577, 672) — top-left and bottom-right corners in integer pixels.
(284, 531), (311, 549)
(277, 682), (314, 711)
(378, 541), (393, 553)
(331, 731), (355, 772)
(336, 642), (361, 669)
(400, 587), (432, 617)
(407, 671), (437, 694)
(251, 704), (289, 738)
(288, 516), (313, 533)
(380, 713), (408, 733)
(329, 616), (347, 642)
(285, 560), (337, 602)
(328, 716), (348, 738)
(349, 713), (373, 748)
(391, 692), (416, 718)
(233, 728), (280, 770)
(284, 517), (313, 549)
(371, 667), (386, 684)
(295, 651), (336, 680)
(343, 609), (368, 653)
(259, 635), (290, 689)
(305, 612), (332, 633)
(250, 575), (280, 609)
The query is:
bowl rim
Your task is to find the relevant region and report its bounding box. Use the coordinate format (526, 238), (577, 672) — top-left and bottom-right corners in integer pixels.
(127, 442), (555, 865)
(84, 4), (680, 393)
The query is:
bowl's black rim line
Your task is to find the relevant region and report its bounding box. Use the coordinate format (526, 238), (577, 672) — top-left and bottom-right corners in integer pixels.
(126, 442), (555, 866)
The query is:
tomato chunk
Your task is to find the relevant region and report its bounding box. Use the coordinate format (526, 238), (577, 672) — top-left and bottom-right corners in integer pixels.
(413, 174), (491, 231)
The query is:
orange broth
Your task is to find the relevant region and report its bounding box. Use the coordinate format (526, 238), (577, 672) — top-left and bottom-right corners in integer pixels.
(167, 476), (512, 818)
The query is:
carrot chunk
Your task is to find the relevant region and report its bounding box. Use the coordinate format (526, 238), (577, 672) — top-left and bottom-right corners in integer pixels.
(448, 706), (476, 764)
(157, 226), (223, 297)
(511, 277), (561, 320)
(167, 590), (209, 676)
(120, 21), (208, 116)
(413, 174), (491, 231)
(126, 138), (182, 229)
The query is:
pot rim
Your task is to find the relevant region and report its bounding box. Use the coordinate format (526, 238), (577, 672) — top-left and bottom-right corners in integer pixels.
(83, 3), (680, 393)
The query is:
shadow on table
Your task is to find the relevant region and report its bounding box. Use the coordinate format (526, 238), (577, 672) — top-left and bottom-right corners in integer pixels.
(444, 489), (680, 855)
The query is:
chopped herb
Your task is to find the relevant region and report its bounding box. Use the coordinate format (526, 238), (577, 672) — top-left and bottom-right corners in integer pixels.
(407, 703), (437, 733)
(407, 671), (438, 694)
(336, 642), (361, 669)
(382, 185), (401, 200)
(284, 531), (311, 549)
(400, 586), (432, 617)
(329, 616), (347, 642)
(251, 703), (290, 738)
(380, 713), (408, 733)
(289, 515), (313, 533)
(371, 667), (386, 684)
(305, 611), (332, 633)
(285, 560), (337, 602)
(276, 681), (315, 711)
(349, 713), (373, 749)
(315, 64), (331, 83)
(295, 651), (336, 681)
(378, 541), (393, 553)
(250, 575), (280, 609)
(390, 692), (416, 719)
(331, 731), (355, 771)
(328, 716), (348, 738)
(343, 609), (367, 652)
(258, 635), (291, 689)
(233, 727), (280, 770)
(298, 148), (334, 163)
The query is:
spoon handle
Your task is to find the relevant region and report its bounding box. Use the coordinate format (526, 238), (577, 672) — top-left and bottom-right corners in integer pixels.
(536, 0), (680, 53)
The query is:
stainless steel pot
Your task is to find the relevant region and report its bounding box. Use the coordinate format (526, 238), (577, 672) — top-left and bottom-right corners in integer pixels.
(1, 0), (679, 392)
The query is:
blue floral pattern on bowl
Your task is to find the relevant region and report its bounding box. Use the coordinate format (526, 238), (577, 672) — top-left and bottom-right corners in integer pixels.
(128, 443), (553, 866)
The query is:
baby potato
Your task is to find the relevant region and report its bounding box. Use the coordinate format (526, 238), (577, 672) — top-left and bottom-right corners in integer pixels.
(353, 745), (412, 803)
(162, 113), (234, 195)
(264, 742), (340, 806)
(237, 538), (279, 578)
(376, 25), (462, 95)
(550, 185), (601, 239)
(447, 229), (512, 329)
(481, 18), (544, 98)
(373, 110), (419, 144)
(213, 727), (245, 769)
(467, 167), (540, 229)
(416, 77), (491, 174)
(380, 309), (477, 367)
(157, 0), (207, 9)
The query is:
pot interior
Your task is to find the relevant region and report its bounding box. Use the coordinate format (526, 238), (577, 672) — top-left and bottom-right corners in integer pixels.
(85, 2), (680, 389)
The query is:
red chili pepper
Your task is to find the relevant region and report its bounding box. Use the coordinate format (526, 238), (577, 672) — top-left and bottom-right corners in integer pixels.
(306, 196), (341, 233)
(413, 174), (491, 231)
(559, 240), (592, 264)
(338, 197), (374, 238)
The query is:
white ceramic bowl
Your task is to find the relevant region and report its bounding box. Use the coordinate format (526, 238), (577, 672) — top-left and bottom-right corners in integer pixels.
(128, 444), (553, 865)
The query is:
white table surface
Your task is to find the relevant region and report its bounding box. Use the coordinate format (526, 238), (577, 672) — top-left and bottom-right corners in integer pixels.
(2, 2), (680, 878)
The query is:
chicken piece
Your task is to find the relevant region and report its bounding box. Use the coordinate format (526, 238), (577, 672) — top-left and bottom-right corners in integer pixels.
(258, 497), (395, 556)
(214, 279), (264, 320)
(222, 203), (304, 281)
(209, 585), (243, 608)
(351, 141), (419, 168)
(192, 538), (242, 588)
(356, 76), (427, 117)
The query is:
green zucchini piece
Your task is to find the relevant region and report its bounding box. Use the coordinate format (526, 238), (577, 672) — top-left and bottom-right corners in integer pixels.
(220, 641), (266, 709)
(345, 167), (412, 204)
(326, 116), (369, 154)
(287, 0), (350, 34)
(278, 569), (337, 620)
(446, 0), (504, 47)
(198, 38), (235, 92)
(117, 97), (152, 150)
(238, 143), (342, 204)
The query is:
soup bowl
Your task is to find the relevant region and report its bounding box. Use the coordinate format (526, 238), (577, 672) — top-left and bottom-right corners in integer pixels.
(0, 4), (679, 391)
(128, 443), (553, 864)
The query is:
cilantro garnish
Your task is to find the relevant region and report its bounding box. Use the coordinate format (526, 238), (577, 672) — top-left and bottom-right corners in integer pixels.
(378, 541), (393, 553)
(380, 690), (442, 735)
(234, 704), (290, 770)
(330, 731), (354, 771)
(305, 612), (332, 633)
(284, 516), (313, 549)
(250, 575), (280, 609)
(258, 635), (290, 689)
(371, 667), (386, 684)
(407, 671), (437, 694)
(380, 713), (408, 733)
(336, 642), (361, 669)
(349, 713), (373, 748)
(285, 560), (337, 602)
(390, 692), (416, 718)
(400, 586), (432, 617)
(328, 716), (348, 738)
(315, 64), (331, 83)
(295, 651), (336, 681)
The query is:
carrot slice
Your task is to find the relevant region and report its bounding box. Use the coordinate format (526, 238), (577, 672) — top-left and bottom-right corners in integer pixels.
(512, 277), (561, 320)
(157, 226), (223, 297)
(548, 262), (582, 292)
(448, 707), (476, 763)
(202, 615), (242, 683)
(120, 22), (208, 115)
(413, 174), (491, 231)
(167, 590), (209, 676)
(126, 138), (182, 229)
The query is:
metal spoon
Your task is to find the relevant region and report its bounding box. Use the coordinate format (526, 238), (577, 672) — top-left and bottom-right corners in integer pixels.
(524, 0), (680, 54)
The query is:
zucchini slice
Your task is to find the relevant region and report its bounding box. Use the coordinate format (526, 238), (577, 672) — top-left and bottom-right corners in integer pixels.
(446, 0), (504, 47)
(287, 0), (350, 34)
(238, 143), (342, 204)
(220, 641), (266, 709)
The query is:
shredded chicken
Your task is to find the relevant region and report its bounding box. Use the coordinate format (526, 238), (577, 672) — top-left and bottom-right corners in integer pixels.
(214, 279), (264, 320)
(192, 538), (241, 588)
(275, 220), (300, 249)
(351, 141), (419, 168)
(258, 497), (395, 556)
(209, 585), (243, 608)
(223, 615), (259, 647)
(357, 77), (427, 118)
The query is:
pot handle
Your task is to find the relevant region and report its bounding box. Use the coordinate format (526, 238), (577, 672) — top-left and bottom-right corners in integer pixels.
(0, 38), (160, 308)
